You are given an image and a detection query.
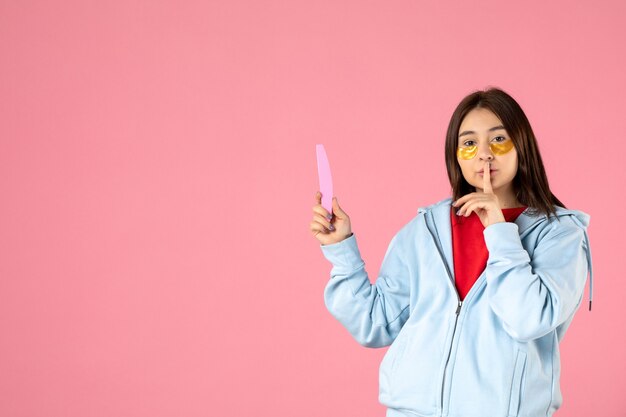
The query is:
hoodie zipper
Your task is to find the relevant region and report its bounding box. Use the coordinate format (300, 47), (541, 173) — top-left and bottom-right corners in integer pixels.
(424, 210), (463, 415)
(441, 299), (462, 412)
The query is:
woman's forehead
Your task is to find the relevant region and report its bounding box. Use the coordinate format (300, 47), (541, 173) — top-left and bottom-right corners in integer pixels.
(459, 108), (506, 136)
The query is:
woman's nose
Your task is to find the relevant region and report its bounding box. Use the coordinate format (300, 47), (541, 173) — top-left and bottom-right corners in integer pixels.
(478, 143), (494, 161)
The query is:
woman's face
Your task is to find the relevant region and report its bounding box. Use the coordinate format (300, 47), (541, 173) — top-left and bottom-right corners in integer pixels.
(456, 107), (518, 196)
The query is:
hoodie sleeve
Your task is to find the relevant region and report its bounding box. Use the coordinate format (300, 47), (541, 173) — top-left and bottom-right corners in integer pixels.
(320, 231), (411, 348)
(483, 217), (589, 342)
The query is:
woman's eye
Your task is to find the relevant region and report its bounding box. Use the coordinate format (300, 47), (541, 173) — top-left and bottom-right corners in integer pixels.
(462, 140), (475, 146)
(493, 136), (506, 142)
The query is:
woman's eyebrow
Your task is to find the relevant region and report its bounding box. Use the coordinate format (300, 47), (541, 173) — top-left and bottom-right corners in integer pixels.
(458, 125), (506, 138)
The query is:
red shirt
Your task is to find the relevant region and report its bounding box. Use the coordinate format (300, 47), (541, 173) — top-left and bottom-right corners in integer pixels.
(450, 206), (527, 301)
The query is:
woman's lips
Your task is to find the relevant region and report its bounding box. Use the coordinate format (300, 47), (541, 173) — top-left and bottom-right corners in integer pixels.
(478, 169), (497, 174)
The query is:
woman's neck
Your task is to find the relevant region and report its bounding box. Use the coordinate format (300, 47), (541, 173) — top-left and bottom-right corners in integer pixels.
(498, 197), (524, 208)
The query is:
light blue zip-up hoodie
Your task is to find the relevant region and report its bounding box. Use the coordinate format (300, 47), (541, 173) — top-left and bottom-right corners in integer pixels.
(320, 197), (593, 417)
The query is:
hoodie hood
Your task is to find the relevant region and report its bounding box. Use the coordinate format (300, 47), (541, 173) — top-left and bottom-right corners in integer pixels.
(554, 206), (593, 311)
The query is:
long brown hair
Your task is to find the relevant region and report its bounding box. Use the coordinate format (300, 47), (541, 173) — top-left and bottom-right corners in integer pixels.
(445, 87), (565, 219)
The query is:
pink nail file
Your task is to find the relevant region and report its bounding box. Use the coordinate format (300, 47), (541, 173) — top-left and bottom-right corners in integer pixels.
(316, 144), (334, 217)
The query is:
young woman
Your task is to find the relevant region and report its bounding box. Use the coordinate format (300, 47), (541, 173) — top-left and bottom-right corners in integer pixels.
(309, 87), (593, 417)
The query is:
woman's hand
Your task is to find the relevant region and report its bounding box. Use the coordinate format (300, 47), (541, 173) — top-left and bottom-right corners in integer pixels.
(310, 191), (353, 245)
(452, 161), (506, 228)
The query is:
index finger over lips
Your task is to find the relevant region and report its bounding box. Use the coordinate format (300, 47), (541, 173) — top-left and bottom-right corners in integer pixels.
(483, 161), (493, 194)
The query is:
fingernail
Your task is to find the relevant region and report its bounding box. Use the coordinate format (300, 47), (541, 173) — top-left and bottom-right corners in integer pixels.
(456, 210), (461, 216)
(328, 224), (335, 231)
(326, 214), (333, 221)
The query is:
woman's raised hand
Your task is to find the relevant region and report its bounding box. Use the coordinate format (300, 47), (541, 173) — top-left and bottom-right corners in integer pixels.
(310, 191), (353, 245)
(452, 161), (506, 228)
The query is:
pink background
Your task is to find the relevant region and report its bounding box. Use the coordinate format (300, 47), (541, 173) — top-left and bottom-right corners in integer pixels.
(1, 0), (624, 416)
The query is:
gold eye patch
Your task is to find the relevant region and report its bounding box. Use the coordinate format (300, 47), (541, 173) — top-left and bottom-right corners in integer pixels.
(456, 139), (514, 160)
(489, 139), (515, 156)
(457, 145), (478, 160)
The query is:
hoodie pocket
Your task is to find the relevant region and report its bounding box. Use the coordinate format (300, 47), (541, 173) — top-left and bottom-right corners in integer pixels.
(386, 331), (409, 378)
(507, 349), (527, 417)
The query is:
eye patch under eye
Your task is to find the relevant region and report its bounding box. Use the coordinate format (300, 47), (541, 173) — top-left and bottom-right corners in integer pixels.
(489, 139), (514, 155)
(457, 145), (478, 160)
(456, 139), (514, 160)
